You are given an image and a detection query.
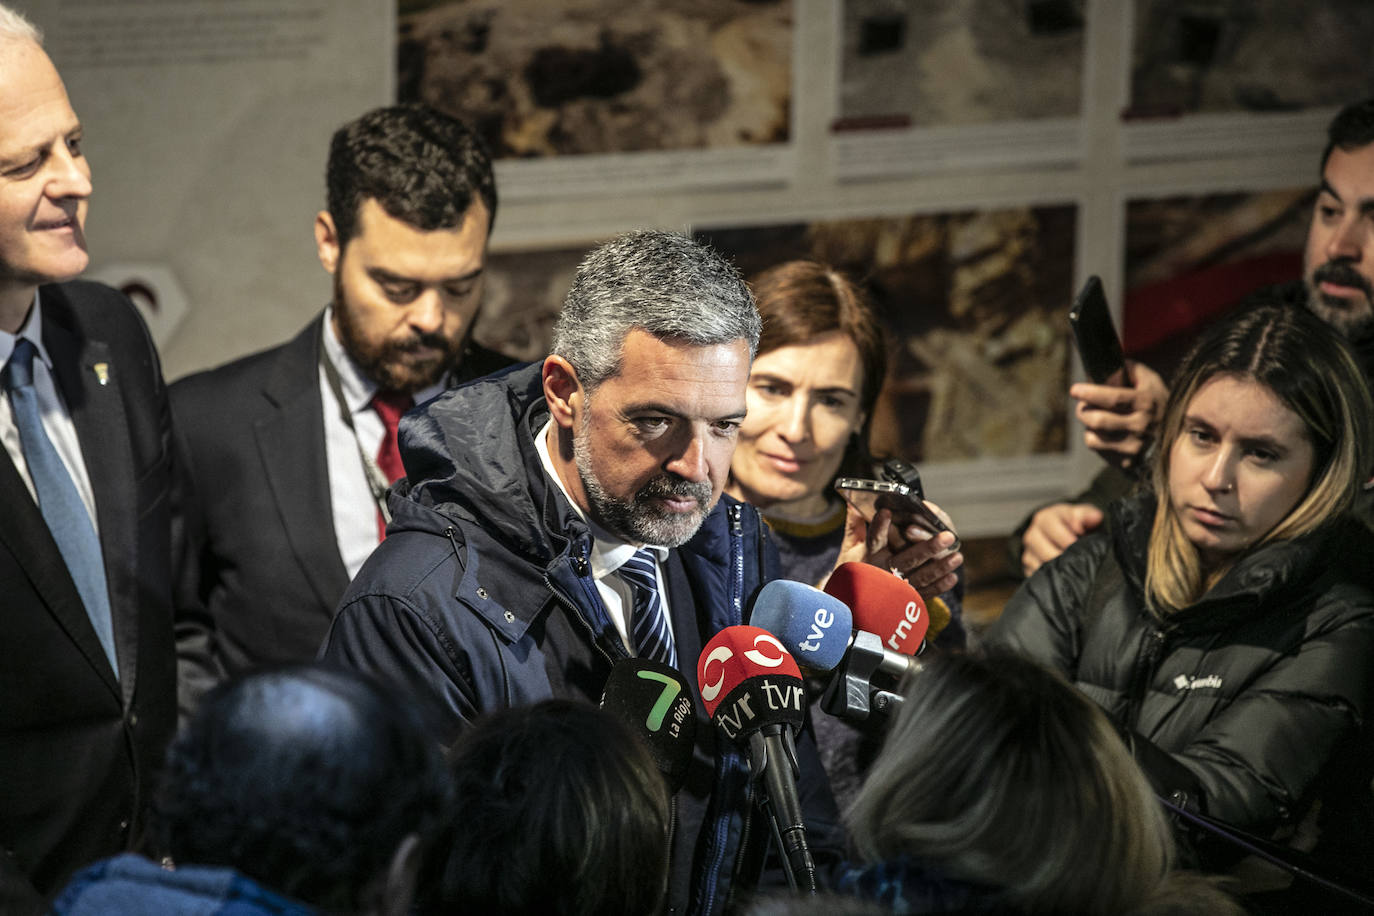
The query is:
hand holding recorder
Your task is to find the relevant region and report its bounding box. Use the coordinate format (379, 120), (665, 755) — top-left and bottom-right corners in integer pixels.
(833, 458), (962, 600)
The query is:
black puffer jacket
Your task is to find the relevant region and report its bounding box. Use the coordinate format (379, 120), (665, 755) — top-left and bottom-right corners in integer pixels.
(988, 492), (1374, 841)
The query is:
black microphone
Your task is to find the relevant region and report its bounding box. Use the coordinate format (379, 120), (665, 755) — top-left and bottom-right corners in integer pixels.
(600, 657), (697, 794)
(697, 625), (816, 893)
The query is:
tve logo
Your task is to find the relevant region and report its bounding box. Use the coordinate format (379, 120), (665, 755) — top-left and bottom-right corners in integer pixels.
(798, 605), (837, 653)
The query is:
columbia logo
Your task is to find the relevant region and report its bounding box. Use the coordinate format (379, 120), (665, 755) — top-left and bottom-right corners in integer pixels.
(1173, 674), (1223, 691)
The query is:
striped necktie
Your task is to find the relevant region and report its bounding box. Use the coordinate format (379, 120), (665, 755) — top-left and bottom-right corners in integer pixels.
(4, 338), (118, 677)
(619, 548), (677, 668)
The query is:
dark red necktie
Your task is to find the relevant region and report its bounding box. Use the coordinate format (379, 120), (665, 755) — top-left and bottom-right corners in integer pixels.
(371, 390), (411, 540)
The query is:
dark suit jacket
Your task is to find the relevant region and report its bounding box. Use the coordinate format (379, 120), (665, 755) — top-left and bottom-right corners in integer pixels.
(170, 312), (511, 706)
(0, 281), (178, 910)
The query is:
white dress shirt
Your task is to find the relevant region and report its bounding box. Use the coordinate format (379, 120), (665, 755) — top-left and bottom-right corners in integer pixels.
(0, 290), (100, 532)
(535, 418), (673, 654)
(319, 307), (445, 579)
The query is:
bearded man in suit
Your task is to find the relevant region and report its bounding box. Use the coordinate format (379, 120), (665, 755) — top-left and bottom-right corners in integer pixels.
(171, 105), (509, 709)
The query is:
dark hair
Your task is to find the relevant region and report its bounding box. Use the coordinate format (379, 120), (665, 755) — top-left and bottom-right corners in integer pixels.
(748, 260), (888, 475)
(1321, 97), (1374, 171)
(151, 664), (452, 913)
(325, 103), (496, 249)
(437, 699), (672, 916)
(1147, 300), (1374, 611)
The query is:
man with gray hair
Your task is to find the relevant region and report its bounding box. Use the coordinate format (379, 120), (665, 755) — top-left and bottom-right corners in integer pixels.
(324, 229), (840, 914)
(0, 4), (180, 910)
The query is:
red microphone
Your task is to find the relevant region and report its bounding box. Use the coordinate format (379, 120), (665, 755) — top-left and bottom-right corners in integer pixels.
(825, 562), (929, 657)
(697, 625), (804, 739)
(696, 626), (815, 892)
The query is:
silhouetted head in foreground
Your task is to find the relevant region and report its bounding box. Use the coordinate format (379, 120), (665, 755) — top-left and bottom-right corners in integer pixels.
(152, 664), (451, 915)
(437, 699), (672, 916)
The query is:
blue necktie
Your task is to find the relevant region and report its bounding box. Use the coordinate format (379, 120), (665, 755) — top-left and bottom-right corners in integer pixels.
(620, 548), (677, 669)
(4, 338), (118, 678)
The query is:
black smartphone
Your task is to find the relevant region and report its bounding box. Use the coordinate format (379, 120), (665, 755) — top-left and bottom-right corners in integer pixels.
(833, 476), (960, 552)
(1068, 275), (1130, 386)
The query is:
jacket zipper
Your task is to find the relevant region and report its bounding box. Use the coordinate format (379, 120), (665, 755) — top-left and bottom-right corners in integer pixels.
(544, 551), (626, 667)
(729, 503), (745, 622)
(697, 506), (750, 916)
(1127, 627), (1167, 726)
(723, 785), (756, 914)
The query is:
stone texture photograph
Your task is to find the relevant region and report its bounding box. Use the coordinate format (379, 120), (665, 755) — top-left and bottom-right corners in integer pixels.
(697, 207), (1076, 464)
(474, 244), (597, 362)
(838, 0), (1084, 128)
(1122, 187), (1312, 375)
(1130, 0), (1374, 116)
(397, 0), (792, 158)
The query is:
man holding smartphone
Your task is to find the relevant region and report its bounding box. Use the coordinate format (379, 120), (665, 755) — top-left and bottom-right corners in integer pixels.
(1017, 97), (1374, 577)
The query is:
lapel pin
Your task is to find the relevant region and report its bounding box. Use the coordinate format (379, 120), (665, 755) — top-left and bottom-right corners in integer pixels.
(93, 362), (109, 386)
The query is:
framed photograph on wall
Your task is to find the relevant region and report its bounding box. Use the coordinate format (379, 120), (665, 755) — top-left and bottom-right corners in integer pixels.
(399, 0), (796, 199)
(833, 0), (1086, 179)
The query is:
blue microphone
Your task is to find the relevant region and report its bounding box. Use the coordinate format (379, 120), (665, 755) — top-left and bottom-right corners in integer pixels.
(750, 578), (912, 723)
(748, 579), (852, 674)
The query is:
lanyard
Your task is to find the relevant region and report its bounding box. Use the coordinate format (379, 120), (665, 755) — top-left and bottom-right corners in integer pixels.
(319, 346), (395, 526)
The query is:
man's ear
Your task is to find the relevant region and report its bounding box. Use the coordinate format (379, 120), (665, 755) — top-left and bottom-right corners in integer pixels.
(542, 355), (583, 430)
(314, 211), (341, 275)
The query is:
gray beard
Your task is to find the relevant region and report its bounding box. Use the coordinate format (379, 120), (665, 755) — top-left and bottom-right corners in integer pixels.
(1306, 270), (1374, 340)
(572, 417), (715, 548)
(1307, 293), (1374, 339)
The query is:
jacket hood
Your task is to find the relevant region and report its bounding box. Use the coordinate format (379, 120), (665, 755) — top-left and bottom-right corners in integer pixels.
(392, 363), (575, 564)
(1108, 489), (1374, 630)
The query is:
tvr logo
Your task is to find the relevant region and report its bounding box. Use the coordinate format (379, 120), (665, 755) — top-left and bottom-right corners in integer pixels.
(715, 676), (804, 741)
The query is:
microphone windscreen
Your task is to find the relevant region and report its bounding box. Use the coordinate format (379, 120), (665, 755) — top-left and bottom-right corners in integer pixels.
(696, 626), (804, 743)
(749, 579), (853, 674)
(825, 561), (928, 656)
(601, 658), (697, 794)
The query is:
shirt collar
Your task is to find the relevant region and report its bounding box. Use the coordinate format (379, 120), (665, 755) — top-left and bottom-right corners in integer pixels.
(321, 304), (446, 411)
(0, 290), (53, 371)
(533, 418), (668, 579)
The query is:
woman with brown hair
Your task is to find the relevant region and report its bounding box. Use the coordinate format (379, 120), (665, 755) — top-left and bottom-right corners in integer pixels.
(727, 260), (963, 608)
(729, 260), (966, 808)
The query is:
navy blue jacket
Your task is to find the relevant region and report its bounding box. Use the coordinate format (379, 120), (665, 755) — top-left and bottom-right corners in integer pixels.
(52, 854), (316, 915)
(322, 363), (841, 915)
